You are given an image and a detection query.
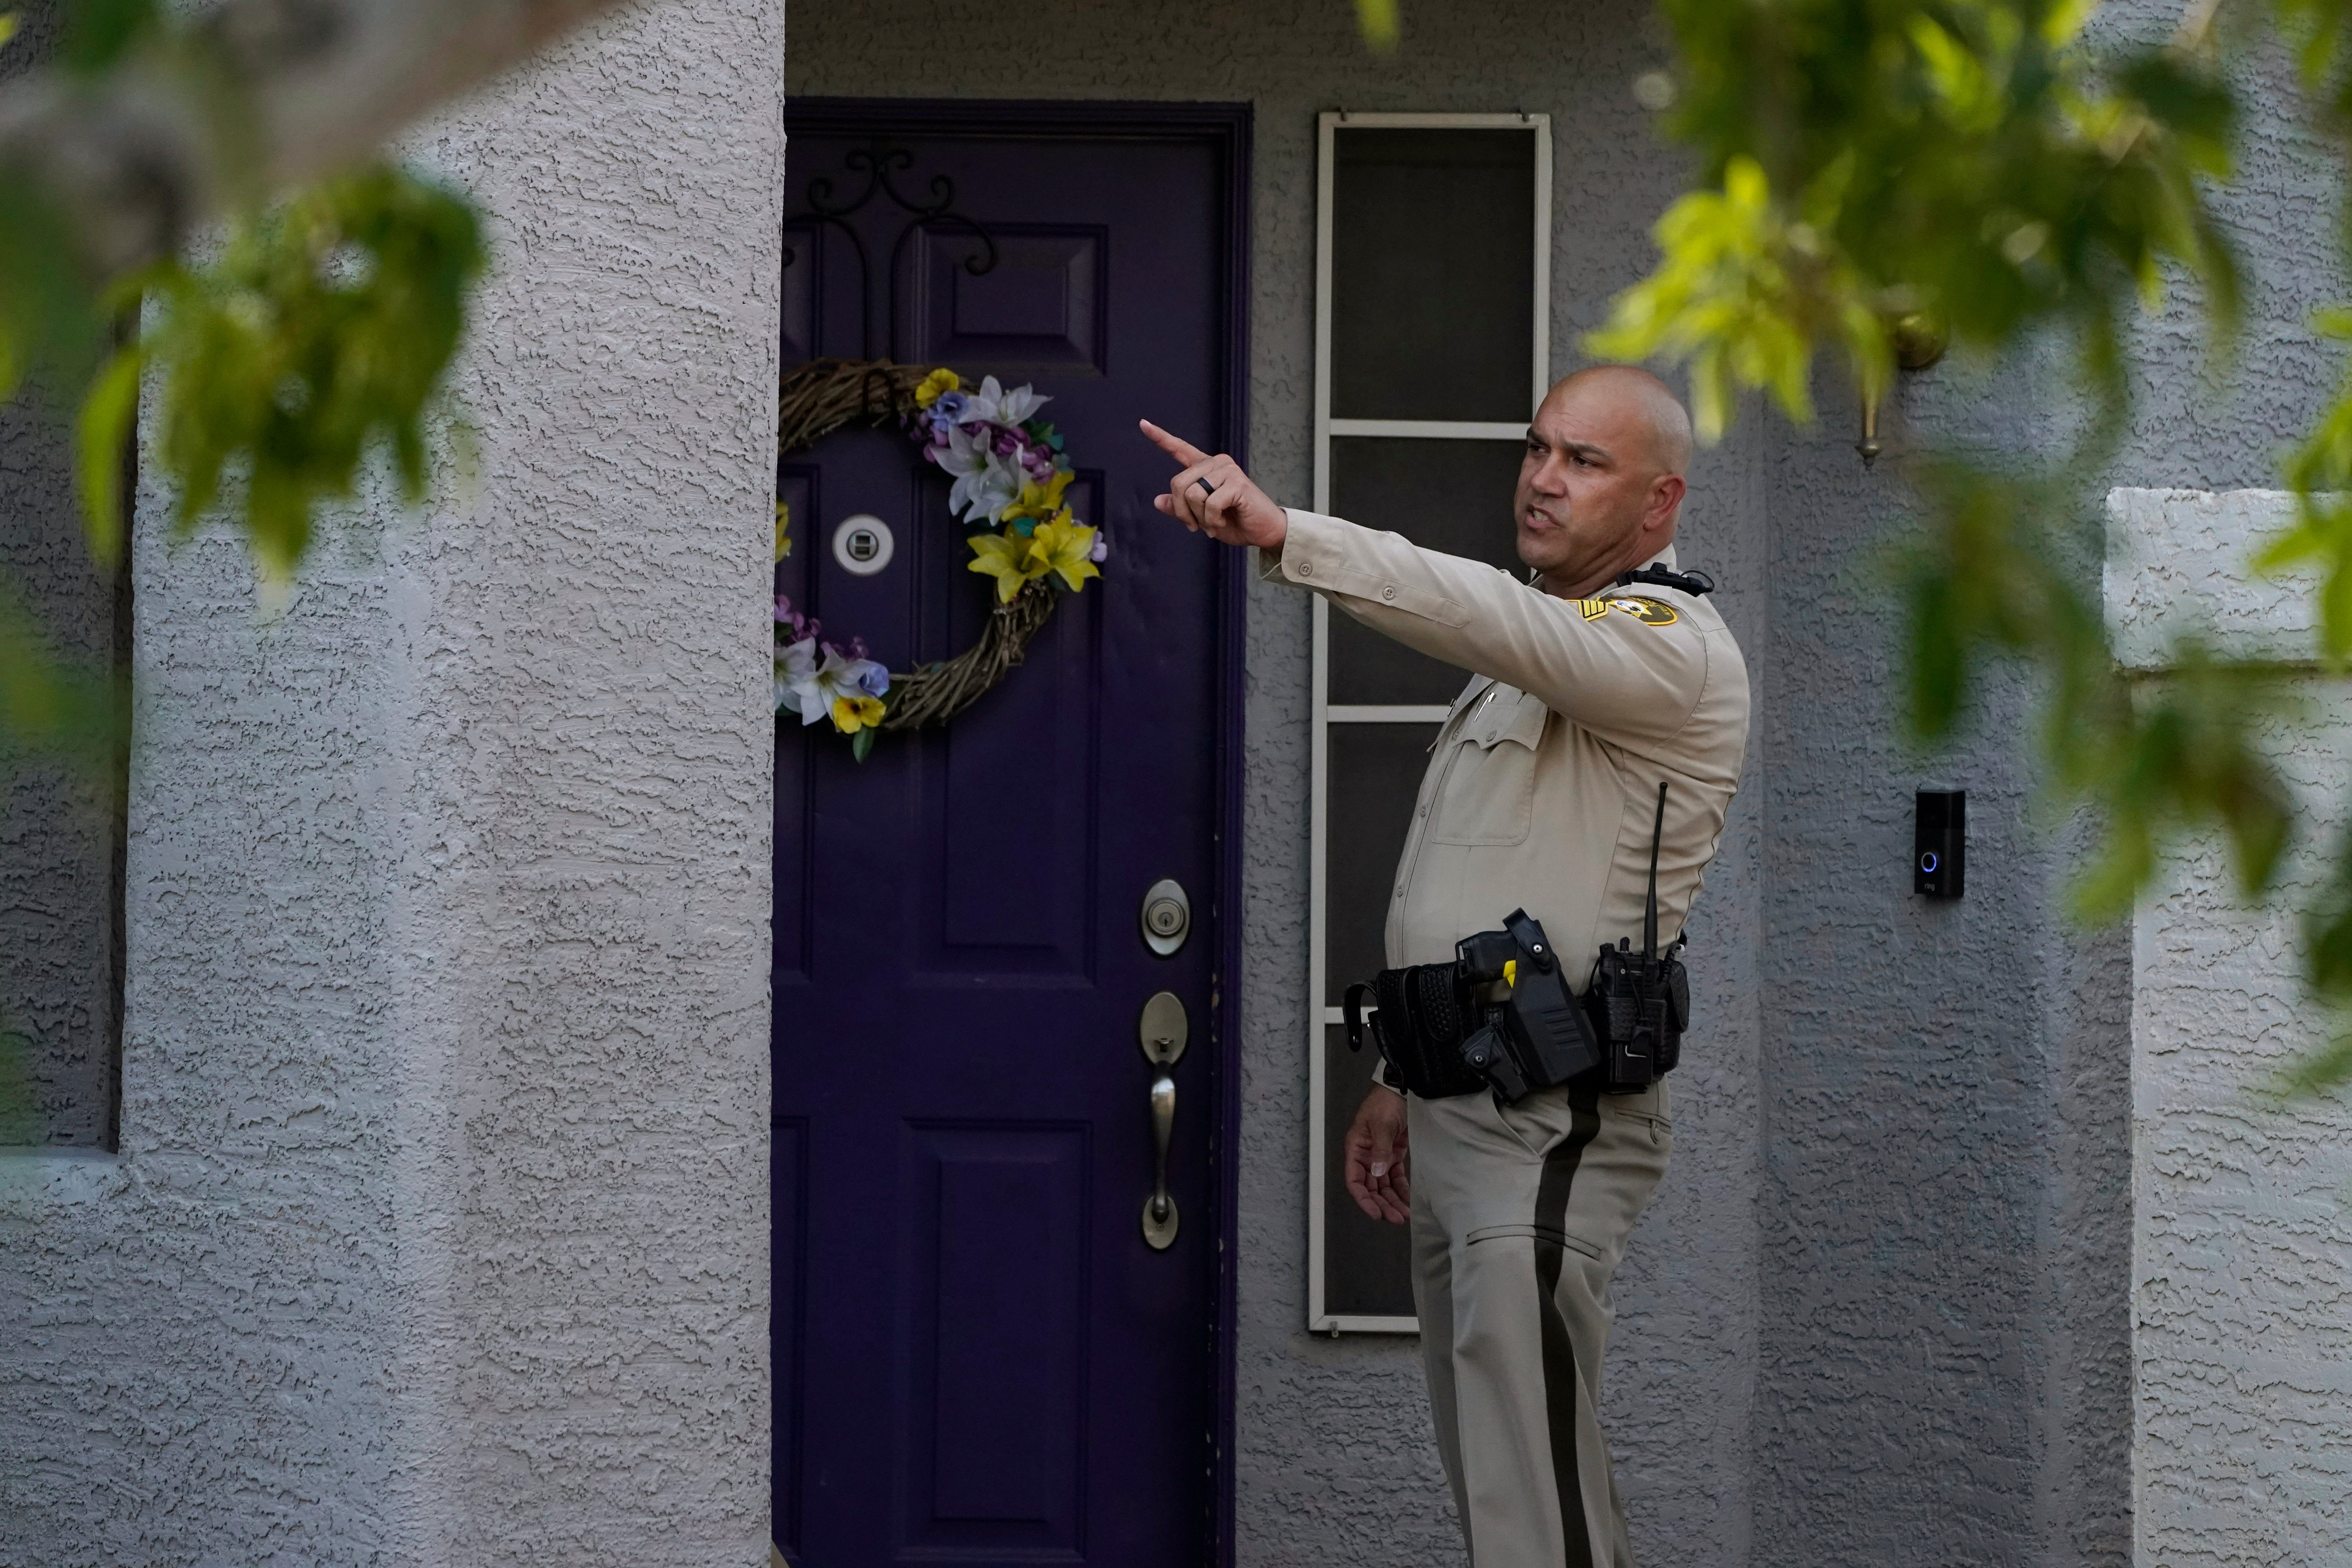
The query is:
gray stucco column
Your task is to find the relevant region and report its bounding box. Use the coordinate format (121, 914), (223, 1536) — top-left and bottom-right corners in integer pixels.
(0, 6), (783, 1563)
(2108, 488), (2352, 1567)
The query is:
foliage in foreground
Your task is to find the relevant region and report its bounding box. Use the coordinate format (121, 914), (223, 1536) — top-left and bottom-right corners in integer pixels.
(1, 0), (486, 556)
(78, 165), (485, 579)
(7, 0), (2352, 1096)
(1571, 0), (2352, 1091)
(0, 2), (485, 1136)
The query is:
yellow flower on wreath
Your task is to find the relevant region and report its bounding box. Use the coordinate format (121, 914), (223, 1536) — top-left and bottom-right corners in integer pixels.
(967, 510), (1102, 603)
(914, 368), (962, 408)
(1031, 513), (1101, 593)
(967, 530), (1041, 603)
(830, 693), (886, 733)
(1001, 470), (1074, 527)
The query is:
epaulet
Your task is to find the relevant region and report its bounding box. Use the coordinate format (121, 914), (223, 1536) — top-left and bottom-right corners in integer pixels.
(1615, 564), (1715, 596)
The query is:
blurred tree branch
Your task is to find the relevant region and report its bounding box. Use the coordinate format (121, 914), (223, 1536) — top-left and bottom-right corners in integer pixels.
(1578, 0), (2352, 1091)
(0, 0), (640, 282)
(0, 0), (645, 567)
(0, 0), (642, 1137)
(1350, 0), (2352, 1089)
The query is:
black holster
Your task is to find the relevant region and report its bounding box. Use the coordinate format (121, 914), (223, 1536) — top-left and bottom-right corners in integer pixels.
(1346, 782), (1697, 1102)
(1344, 909), (1601, 1104)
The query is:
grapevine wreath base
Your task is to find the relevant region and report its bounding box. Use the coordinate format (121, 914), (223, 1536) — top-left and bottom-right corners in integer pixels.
(773, 357), (1099, 751)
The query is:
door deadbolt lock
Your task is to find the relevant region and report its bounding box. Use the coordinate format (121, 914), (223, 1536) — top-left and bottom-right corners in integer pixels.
(1140, 878), (1191, 957)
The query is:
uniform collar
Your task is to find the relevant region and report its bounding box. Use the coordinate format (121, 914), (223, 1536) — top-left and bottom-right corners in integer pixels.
(1596, 544), (1679, 597)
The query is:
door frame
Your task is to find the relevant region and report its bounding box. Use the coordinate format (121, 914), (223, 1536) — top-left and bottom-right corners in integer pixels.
(780, 97), (1253, 1566)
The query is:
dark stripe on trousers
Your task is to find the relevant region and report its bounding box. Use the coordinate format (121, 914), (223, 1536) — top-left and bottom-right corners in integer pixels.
(1533, 1081), (1605, 1568)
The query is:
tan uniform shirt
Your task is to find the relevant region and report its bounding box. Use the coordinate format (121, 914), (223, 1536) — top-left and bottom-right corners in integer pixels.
(1267, 508), (1750, 976)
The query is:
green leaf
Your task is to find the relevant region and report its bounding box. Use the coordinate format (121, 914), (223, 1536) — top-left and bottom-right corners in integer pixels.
(0, 577), (125, 783)
(60, 0), (158, 74)
(2117, 53), (2237, 177)
(1903, 564), (1967, 740)
(1353, 0), (1398, 51)
(2306, 865), (2352, 1002)
(75, 347), (142, 569)
(112, 163), (487, 579)
(851, 726), (876, 763)
(0, 172), (108, 405)
(2270, 1025), (2352, 1096)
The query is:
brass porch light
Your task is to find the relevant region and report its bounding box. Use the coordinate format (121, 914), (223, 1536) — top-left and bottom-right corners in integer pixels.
(1857, 311), (1949, 465)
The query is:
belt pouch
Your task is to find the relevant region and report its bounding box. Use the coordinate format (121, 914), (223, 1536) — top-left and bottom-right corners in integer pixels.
(1367, 965), (1485, 1099)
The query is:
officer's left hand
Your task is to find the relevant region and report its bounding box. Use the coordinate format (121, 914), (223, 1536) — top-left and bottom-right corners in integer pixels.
(1343, 1085), (1411, 1224)
(1140, 420), (1289, 550)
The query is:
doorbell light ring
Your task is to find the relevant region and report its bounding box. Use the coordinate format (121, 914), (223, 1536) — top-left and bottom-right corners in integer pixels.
(1914, 789), (1964, 898)
(832, 515), (895, 576)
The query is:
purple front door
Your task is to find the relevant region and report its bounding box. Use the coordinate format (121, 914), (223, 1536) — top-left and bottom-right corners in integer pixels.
(773, 104), (1248, 1566)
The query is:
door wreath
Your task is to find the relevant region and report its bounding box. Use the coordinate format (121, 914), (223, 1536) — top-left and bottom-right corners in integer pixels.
(772, 358), (1105, 760)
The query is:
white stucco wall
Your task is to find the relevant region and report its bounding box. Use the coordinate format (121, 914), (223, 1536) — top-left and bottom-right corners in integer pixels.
(2107, 487), (2352, 1567)
(0, 6), (782, 1563)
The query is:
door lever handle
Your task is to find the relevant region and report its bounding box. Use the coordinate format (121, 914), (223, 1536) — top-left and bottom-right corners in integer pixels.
(1142, 1072), (1179, 1250)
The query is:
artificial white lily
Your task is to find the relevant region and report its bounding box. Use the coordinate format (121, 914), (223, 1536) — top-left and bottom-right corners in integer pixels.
(961, 374), (1049, 428)
(777, 635), (828, 724)
(814, 645), (890, 706)
(939, 423), (1021, 523)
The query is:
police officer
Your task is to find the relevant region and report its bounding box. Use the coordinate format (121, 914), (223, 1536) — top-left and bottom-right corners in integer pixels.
(1143, 365), (1750, 1568)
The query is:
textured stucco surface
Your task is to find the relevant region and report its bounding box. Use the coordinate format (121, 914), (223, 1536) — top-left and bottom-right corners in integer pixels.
(1756, 378), (2141, 1568)
(0, 388), (122, 1151)
(2108, 488), (2352, 1567)
(791, 7), (1767, 1564)
(2104, 490), (2330, 671)
(1749, 11), (2348, 1567)
(0, 5), (781, 1562)
(0, 0), (121, 1151)
(3, 0), (2338, 1561)
(1755, 362), (2101, 1568)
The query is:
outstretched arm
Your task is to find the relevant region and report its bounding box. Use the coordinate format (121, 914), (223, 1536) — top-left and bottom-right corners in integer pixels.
(1140, 418), (1718, 750)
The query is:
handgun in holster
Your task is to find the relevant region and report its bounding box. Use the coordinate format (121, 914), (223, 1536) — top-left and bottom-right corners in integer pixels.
(1343, 909), (1599, 1105)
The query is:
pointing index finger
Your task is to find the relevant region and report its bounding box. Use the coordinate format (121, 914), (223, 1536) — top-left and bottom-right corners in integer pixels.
(1139, 418), (1210, 467)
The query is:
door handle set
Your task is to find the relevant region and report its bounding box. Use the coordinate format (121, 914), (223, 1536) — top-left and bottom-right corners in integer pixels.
(1138, 988), (1187, 1250)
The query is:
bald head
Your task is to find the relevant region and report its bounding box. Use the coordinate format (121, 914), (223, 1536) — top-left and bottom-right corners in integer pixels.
(1513, 365), (1696, 598)
(1550, 365), (1694, 477)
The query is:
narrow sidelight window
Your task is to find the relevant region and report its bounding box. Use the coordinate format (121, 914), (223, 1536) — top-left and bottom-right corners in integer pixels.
(1308, 111), (1550, 1333)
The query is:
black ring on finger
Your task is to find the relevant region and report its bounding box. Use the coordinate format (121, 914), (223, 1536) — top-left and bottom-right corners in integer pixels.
(1195, 475), (1216, 497)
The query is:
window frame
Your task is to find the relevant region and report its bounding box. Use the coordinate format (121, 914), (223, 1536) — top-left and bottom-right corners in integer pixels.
(1306, 109), (1552, 1334)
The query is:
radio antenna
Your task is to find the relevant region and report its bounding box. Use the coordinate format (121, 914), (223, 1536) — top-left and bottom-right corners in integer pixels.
(1643, 782), (1666, 959)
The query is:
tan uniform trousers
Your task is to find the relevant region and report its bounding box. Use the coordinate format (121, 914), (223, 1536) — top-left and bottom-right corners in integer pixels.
(1409, 1076), (1670, 1568)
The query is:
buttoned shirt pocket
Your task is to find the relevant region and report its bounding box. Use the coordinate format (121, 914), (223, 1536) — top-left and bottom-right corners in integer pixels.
(1428, 689), (1550, 846)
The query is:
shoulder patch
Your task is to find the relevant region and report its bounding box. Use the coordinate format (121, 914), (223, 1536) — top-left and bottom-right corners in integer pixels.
(1610, 595), (1679, 627)
(1577, 598), (1610, 621)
